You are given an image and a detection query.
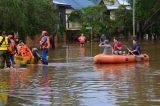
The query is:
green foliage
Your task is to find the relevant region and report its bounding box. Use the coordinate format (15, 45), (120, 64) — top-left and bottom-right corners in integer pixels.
(69, 0), (160, 39)
(136, 0), (160, 32)
(129, 0), (160, 34)
(69, 5), (112, 39)
(69, 3), (132, 39)
(113, 5), (132, 34)
(0, 0), (58, 39)
(68, 9), (83, 23)
(104, 0), (115, 4)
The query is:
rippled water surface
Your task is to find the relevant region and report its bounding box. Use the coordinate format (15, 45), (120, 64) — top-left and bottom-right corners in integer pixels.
(0, 40), (160, 106)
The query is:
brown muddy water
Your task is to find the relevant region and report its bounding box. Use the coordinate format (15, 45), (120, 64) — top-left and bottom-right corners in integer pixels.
(0, 40), (160, 106)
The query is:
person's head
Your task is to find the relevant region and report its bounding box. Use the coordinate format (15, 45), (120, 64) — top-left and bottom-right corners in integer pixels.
(9, 32), (15, 38)
(113, 37), (118, 42)
(2, 31), (6, 37)
(8, 34), (13, 39)
(32, 48), (38, 53)
(81, 33), (84, 36)
(18, 40), (24, 45)
(133, 38), (138, 44)
(42, 31), (48, 36)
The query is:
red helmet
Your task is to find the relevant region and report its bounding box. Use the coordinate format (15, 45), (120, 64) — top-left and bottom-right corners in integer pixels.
(8, 35), (13, 39)
(42, 31), (48, 36)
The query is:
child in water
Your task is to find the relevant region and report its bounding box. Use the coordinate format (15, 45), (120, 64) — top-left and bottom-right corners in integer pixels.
(32, 48), (42, 64)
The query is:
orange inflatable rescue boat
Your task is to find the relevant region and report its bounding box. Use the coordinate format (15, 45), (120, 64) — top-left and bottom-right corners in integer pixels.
(93, 54), (149, 64)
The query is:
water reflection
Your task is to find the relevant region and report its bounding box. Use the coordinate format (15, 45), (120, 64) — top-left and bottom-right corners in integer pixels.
(5, 65), (52, 106)
(0, 78), (8, 106)
(1, 40), (160, 106)
(94, 62), (149, 80)
(79, 47), (85, 57)
(40, 65), (50, 86)
(79, 47), (85, 65)
(9, 68), (31, 90)
(93, 62), (151, 105)
(94, 62), (149, 71)
(33, 65), (52, 106)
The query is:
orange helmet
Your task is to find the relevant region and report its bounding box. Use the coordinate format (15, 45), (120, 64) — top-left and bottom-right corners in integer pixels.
(42, 31), (48, 36)
(8, 35), (13, 39)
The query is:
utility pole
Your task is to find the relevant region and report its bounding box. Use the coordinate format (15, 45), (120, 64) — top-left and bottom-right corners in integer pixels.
(133, 0), (136, 37)
(86, 26), (93, 56)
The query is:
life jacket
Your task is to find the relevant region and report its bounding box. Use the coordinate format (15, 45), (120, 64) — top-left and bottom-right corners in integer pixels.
(17, 44), (32, 57)
(0, 36), (9, 51)
(40, 36), (50, 49)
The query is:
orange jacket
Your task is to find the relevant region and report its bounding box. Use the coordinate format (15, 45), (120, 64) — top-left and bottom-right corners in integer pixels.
(17, 44), (32, 57)
(9, 39), (16, 54)
(39, 36), (50, 49)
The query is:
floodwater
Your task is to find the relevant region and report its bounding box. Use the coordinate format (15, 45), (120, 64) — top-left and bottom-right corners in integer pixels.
(0, 40), (160, 106)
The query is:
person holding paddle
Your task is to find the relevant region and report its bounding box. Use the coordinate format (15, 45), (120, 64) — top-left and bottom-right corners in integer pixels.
(129, 39), (141, 55)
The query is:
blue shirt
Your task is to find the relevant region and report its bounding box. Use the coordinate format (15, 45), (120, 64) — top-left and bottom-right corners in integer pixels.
(8, 38), (11, 44)
(132, 43), (141, 54)
(100, 35), (106, 42)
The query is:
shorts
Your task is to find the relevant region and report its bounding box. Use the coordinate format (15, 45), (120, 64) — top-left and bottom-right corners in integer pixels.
(114, 50), (122, 55)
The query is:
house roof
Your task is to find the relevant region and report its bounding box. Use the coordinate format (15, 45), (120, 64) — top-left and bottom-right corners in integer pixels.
(53, 0), (96, 9)
(53, 0), (71, 7)
(118, 0), (130, 6)
(53, 1), (68, 5)
(104, 0), (130, 10)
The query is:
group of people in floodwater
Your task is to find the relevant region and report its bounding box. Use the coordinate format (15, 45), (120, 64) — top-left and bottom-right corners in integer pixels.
(0, 31), (50, 69)
(0, 31), (141, 69)
(78, 33), (141, 55)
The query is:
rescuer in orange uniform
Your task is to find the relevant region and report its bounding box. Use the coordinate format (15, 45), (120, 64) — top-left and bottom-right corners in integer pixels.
(8, 34), (18, 65)
(39, 31), (50, 65)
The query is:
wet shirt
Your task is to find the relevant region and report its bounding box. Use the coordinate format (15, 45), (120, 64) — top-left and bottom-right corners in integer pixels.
(112, 41), (122, 50)
(132, 43), (141, 54)
(78, 36), (86, 43)
(103, 44), (112, 54)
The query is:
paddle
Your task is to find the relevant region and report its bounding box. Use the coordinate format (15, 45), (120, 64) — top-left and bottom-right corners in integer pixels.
(122, 45), (142, 62)
(126, 48), (142, 62)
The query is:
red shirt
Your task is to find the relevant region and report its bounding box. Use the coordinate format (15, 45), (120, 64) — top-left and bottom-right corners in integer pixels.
(112, 41), (122, 50)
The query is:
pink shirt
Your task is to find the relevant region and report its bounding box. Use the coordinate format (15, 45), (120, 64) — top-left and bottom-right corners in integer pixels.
(78, 36), (86, 43)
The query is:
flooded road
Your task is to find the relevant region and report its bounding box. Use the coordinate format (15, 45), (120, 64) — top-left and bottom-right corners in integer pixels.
(0, 40), (160, 106)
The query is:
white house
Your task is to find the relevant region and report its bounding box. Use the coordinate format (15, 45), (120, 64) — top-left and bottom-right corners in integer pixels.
(104, 0), (131, 20)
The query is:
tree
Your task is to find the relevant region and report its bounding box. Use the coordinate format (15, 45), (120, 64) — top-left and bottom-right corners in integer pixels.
(129, 0), (160, 39)
(113, 5), (132, 37)
(69, 5), (111, 39)
(69, 2), (133, 40)
(0, 0), (58, 40)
